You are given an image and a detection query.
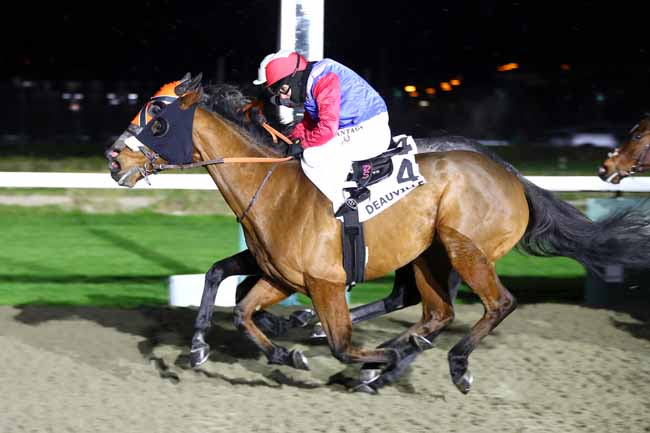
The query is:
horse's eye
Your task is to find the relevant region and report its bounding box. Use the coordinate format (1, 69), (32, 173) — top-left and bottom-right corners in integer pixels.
(635, 135), (643, 140)
(150, 118), (169, 137)
(148, 101), (166, 117)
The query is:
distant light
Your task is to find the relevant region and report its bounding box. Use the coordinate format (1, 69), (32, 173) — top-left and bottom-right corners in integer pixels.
(62, 93), (71, 100)
(595, 92), (606, 103)
(404, 85), (417, 93)
(128, 93), (138, 100)
(450, 79), (461, 86)
(109, 99), (121, 106)
(69, 102), (81, 112)
(408, 91), (420, 97)
(418, 100), (431, 108)
(73, 93), (84, 100)
(424, 87), (436, 95)
(497, 63), (519, 72)
(440, 82), (452, 91)
(561, 63), (571, 71)
(106, 93), (117, 100)
(21, 80), (34, 88)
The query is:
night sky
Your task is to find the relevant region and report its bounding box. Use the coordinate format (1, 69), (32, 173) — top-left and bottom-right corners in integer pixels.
(3, 1), (649, 87)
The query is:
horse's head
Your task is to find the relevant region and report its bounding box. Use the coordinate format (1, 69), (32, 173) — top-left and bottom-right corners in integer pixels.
(106, 72), (203, 187)
(598, 115), (650, 184)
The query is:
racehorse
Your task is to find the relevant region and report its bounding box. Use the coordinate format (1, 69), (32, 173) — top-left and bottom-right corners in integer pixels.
(106, 73), (650, 393)
(598, 114), (650, 183)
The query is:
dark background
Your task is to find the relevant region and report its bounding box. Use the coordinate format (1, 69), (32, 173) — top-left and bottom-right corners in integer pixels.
(2, 0), (649, 155)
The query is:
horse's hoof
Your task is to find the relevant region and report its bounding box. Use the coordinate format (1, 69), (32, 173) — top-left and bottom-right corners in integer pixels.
(359, 368), (381, 384)
(288, 309), (316, 328)
(310, 322), (326, 339)
(351, 382), (378, 394)
(290, 349), (310, 370)
(410, 334), (434, 351)
(453, 370), (473, 394)
(190, 343), (210, 368)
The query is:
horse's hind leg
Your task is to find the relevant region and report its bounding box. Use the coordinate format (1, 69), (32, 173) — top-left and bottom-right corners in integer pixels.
(234, 278), (310, 370)
(362, 242), (456, 389)
(311, 264), (460, 338)
(438, 226), (517, 394)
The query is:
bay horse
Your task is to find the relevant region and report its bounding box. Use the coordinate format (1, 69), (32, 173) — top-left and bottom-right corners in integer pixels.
(598, 114), (650, 183)
(106, 74), (650, 393)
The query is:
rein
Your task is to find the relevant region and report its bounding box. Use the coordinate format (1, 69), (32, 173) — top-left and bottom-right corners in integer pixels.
(154, 155), (292, 171)
(136, 119), (295, 222)
(139, 120), (294, 173)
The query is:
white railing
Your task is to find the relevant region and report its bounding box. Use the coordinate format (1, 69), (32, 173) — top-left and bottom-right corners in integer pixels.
(2, 171), (650, 192)
(2, 172), (649, 307)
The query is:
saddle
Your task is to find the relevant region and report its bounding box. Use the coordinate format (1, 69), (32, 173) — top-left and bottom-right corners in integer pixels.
(347, 136), (412, 187)
(339, 136), (412, 288)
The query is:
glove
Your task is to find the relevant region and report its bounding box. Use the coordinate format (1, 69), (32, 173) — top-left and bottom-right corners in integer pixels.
(285, 139), (304, 159)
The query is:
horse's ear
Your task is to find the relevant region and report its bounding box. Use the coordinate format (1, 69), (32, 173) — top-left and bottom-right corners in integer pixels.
(175, 72), (203, 96)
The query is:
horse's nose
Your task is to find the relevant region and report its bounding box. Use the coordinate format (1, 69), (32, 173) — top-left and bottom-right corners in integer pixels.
(105, 146), (122, 177)
(104, 146), (118, 160)
(597, 165), (608, 180)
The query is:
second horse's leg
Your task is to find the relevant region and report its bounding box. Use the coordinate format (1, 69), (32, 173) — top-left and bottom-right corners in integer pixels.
(190, 250), (259, 367)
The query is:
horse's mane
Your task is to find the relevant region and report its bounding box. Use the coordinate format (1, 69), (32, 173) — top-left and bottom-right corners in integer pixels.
(200, 82), (288, 154)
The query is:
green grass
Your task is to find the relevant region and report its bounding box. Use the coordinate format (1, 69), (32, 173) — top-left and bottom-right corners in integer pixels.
(0, 206), (241, 307)
(0, 206), (586, 307)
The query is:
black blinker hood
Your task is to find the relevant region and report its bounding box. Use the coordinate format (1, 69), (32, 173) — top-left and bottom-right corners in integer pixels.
(134, 98), (198, 164)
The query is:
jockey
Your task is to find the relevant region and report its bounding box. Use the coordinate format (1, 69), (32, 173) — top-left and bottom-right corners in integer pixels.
(253, 50), (392, 216)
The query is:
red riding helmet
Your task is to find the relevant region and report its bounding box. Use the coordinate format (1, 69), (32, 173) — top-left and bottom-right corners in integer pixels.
(253, 50), (308, 87)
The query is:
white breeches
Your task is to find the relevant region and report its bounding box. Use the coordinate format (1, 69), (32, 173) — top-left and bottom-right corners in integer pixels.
(300, 112), (391, 205)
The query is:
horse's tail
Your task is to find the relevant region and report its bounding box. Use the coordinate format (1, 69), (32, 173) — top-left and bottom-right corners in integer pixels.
(518, 179), (650, 278)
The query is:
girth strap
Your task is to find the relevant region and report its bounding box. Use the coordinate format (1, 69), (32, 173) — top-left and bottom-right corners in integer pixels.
(341, 209), (366, 288)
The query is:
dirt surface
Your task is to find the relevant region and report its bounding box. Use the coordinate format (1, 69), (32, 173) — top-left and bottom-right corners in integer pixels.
(1, 302), (649, 433)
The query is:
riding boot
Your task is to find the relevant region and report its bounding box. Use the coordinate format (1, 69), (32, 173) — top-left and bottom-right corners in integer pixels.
(335, 187), (370, 217)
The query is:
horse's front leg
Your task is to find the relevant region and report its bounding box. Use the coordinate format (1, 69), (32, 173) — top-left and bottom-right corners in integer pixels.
(305, 276), (400, 392)
(234, 278), (309, 370)
(190, 250), (259, 367)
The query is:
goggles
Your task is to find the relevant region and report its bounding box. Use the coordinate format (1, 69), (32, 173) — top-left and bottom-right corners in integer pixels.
(267, 82), (291, 97)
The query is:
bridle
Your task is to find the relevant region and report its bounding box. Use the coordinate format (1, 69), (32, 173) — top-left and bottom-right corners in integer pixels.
(118, 120), (295, 223)
(606, 129), (650, 178)
(624, 130), (650, 175)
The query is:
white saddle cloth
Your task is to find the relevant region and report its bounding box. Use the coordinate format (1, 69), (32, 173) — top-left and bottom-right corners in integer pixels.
(333, 135), (427, 223)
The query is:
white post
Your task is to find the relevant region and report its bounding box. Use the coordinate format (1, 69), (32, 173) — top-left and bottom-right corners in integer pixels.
(276, 0), (325, 126)
(278, 0), (325, 306)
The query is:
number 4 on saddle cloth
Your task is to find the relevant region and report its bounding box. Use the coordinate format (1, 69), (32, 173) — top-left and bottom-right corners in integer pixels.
(335, 135), (427, 288)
